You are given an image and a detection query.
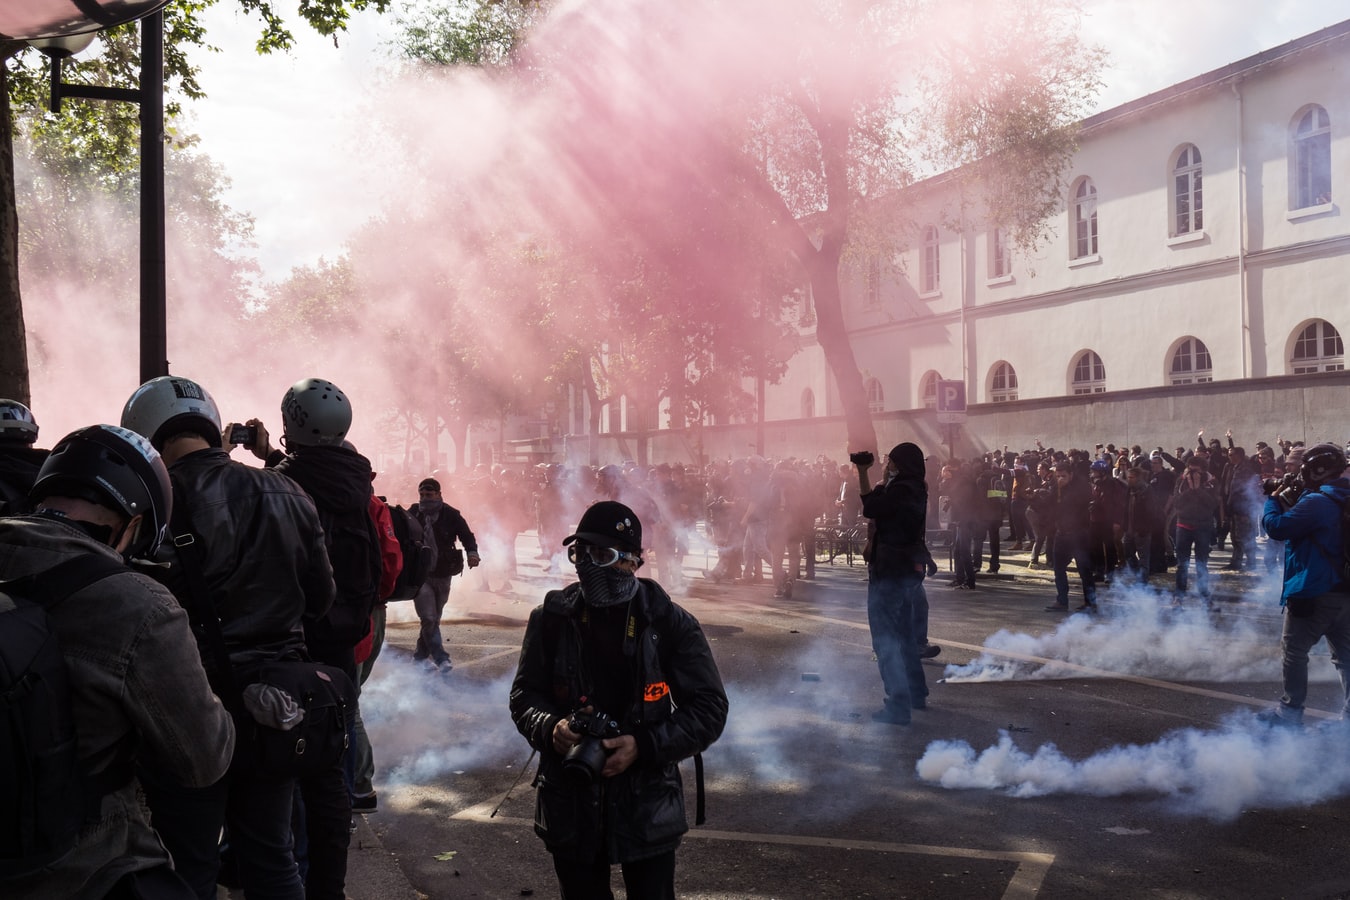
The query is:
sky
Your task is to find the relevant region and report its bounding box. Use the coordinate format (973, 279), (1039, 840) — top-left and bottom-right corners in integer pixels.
(187, 0), (1350, 282)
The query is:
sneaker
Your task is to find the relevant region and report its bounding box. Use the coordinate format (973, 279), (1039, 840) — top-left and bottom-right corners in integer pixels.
(920, 644), (942, 659)
(1075, 602), (1098, 612)
(870, 708), (911, 726)
(351, 792), (378, 813)
(1044, 603), (1068, 611)
(434, 659), (454, 674)
(1255, 707), (1303, 729)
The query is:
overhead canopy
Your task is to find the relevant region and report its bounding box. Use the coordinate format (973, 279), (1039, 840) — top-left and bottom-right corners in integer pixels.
(0, 0), (169, 40)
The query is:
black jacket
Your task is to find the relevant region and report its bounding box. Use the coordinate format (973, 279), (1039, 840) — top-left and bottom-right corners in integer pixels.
(509, 579), (728, 864)
(155, 448), (334, 688)
(411, 502), (478, 578)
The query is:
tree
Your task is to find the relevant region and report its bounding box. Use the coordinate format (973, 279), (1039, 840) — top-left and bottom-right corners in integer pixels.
(1, 0), (393, 403)
(724, 0), (1103, 455)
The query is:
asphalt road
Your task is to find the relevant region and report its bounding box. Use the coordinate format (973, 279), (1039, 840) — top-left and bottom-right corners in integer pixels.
(338, 538), (1350, 900)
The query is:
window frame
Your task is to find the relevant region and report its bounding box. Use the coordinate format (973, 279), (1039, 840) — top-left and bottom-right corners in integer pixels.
(920, 225), (941, 295)
(1291, 319), (1345, 374)
(1071, 178), (1098, 260)
(1172, 145), (1203, 236)
(1070, 351), (1106, 395)
(989, 361), (1018, 402)
(1293, 105), (1332, 211)
(865, 377), (885, 413)
(988, 226), (1011, 280)
(1169, 337), (1213, 385)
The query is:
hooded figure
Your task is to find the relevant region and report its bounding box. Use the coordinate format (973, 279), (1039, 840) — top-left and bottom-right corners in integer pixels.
(859, 441), (933, 725)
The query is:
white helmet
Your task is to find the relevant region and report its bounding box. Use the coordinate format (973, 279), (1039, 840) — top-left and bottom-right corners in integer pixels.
(120, 376), (223, 451)
(281, 378), (351, 447)
(0, 399), (38, 444)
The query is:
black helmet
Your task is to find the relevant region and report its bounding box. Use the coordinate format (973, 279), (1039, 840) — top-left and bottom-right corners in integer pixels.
(0, 399), (38, 444)
(1301, 443), (1347, 484)
(31, 425), (173, 559)
(120, 376), (223, 451)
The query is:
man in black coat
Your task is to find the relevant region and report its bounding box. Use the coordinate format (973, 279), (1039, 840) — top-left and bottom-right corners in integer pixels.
(1045, 460), (1098, 613)
(858, 442), (935, 724)
(510, 500), (727, 900)
(409, 477), (480, 672)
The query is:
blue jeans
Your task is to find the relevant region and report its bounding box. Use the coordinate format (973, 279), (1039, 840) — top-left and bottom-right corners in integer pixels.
(1053, 532), (1097, 607)
(867, 572), (928, 717)
(1174, 524), (1213, 596)
(413, 575), (454, 665)
(1278, 592), (1350, 720)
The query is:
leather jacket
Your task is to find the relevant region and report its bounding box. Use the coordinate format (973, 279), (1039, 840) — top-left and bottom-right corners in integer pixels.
(155, 448), (335, 687)
(509, 579), (728, 864)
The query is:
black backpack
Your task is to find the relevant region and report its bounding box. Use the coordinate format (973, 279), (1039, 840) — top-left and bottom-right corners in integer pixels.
(386, 504), (432, 601)
(0, 554), (128, 880)
(311, 504), (383, 648)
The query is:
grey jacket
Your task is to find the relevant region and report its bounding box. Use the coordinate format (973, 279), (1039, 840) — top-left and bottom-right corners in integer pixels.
(0, 515), (234, 900)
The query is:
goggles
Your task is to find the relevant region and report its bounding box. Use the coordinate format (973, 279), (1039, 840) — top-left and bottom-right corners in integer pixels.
(567, 544), (639, 568)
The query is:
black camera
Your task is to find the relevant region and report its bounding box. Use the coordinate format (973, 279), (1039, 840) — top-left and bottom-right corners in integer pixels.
(1262, 473), (1303, 508)
(229, 424), (257, 445)
(563, 708), (621, 784)
(849, 450), (875, 468)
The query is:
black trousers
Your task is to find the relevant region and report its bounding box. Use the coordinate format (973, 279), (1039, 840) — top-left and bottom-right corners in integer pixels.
(552, 849), (677, 900)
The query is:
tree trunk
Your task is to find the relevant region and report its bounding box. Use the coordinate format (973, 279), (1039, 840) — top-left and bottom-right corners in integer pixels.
(0, 52), (32, 405)
(805, 240), (876, 456)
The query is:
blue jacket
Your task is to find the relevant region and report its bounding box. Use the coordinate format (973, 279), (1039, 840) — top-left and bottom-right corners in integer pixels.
(1262, 478), (1350, 601)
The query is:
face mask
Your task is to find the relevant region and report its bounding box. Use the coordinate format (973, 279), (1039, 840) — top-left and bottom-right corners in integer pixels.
(419, 498), (443, 514)
(577, 558), (640, 608)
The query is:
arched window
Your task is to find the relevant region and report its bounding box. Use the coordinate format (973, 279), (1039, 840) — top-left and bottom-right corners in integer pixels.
(920, 370), (942, 409)
(920, 225), (940, 294)
(1170, 338), (1213, 385)
(1291, 320), (1345, 373)
(865, 377), (884, 413)
(1293, 105), (1332, 209)
(801, 388), (816, 419)
(989, 362), (1018, 402)
(1173, 145), (1203, 235)
(1070, 351), (1105, 395)
(1072, 178), (1098, 258)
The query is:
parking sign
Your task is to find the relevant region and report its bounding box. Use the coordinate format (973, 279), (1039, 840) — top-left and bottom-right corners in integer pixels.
(936, 380), (966, 424)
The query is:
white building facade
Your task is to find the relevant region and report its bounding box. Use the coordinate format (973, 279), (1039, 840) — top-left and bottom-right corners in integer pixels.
(750, 20), (1350, 455)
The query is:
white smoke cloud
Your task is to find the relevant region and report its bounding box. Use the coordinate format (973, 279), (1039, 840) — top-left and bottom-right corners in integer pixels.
(362, 654), (526, 784)
(916, 714), (1350, 821)
(941, 579), (1337, 684)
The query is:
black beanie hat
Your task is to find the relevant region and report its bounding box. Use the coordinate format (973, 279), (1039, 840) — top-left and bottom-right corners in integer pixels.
(563, 500), (643, 553)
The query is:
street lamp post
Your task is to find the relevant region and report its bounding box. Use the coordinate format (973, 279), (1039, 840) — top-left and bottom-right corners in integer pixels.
(26, 8), (169, 383)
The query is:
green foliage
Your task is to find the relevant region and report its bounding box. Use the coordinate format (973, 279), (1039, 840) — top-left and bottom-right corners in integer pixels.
(395, 0), (548, 68)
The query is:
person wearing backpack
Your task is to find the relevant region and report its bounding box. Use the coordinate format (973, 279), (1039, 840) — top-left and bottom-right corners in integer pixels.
(1257, 443), (1350, 728)
(510, 500), (728, 900)
(235, 377), (379, 900)
(121, 376), (336, 900)
(0, 424), (234, 900)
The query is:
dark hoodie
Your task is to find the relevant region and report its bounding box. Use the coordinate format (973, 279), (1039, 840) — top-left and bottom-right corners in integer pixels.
(0, 445), (49, 513)
(272, 445), (381, 656)
(861, 442), (929, 559)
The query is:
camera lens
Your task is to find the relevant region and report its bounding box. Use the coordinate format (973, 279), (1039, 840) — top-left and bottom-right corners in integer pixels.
(563, 738), (609, 784)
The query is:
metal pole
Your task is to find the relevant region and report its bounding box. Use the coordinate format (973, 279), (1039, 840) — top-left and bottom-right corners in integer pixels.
(139, 9), (167, 382)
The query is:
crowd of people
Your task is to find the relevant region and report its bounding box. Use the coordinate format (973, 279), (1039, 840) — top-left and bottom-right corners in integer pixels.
(4, 383), (1346, 899)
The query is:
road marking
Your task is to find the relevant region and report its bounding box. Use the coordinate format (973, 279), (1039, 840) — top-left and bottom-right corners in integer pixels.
(453, 795), (1054, 899)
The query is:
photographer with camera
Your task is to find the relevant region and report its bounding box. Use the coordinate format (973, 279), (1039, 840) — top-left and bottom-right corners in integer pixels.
(855, 443), (936, 725)
(1257, 443), (1350, 728)
(510, 500), (728, 899)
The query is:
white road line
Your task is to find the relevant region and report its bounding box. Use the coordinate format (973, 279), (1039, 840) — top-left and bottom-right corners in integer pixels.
(453, 795), (1054, 899)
